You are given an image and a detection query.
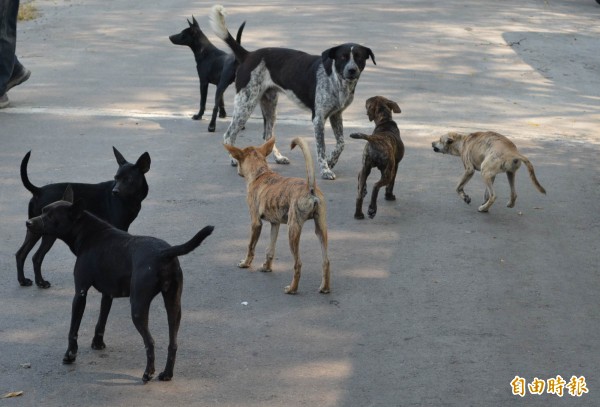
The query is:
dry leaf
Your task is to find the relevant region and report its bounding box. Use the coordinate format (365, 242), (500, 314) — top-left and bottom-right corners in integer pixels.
(2, 391), (24, 398)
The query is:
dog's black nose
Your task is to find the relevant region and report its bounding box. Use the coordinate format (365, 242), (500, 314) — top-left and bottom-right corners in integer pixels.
(112, 188), (120, 196)
(433, 147), (439, 152)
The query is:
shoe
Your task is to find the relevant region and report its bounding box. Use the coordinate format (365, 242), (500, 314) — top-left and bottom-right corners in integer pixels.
(0, 93), (9, 108)
(7, 67), (31, 91)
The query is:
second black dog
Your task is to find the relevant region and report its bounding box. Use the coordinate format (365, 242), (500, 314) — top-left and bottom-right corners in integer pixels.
(169, 16), (245, 132)
(16, 147), (151, 288)
(26, 186), (214, 382)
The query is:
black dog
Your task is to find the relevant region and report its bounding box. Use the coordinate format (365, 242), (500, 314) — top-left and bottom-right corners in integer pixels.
(350, 96), (403, 219)
(170, 16), (245, 132)
(16, 148), (150, 288)
(26, 186), (214, 382)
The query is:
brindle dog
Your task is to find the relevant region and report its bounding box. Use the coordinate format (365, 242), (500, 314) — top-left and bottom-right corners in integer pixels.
(350, 96), (403, 219)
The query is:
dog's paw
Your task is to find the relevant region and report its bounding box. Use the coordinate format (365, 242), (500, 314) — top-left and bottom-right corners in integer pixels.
(259, 266), (272, 273)
(367, 207), (377, 219)
(354, 212), (365, 220)
(319, 286), (330, 294)
(284, 285), (298, 294)
(62, 350), (77, 364)
(208, 123), (216, 132)
(477, 205), (490, 213)
(35, 279), (51, 289)
(385, 193), (396, 201)
(192, 114), (201, 120)
(19, 278), (33, 287)
(274, 155), (290, 165)
(91, 337), (106, 350)
(463, 195), (471, 204)
(218, 110), (227, 118)
(158, 371), (173, 381)
(320, 169), (336, 180)
(506, 201), (516, 208)
(238, 260), (251, 268)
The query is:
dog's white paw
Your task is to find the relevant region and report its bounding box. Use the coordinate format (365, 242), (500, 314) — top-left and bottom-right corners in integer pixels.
(274, 155), (290, 165)
(320, 169), (336, 180)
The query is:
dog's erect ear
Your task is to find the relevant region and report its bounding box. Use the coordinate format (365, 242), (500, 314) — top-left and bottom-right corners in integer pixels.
(113, 146), (128, 166)
(135, 152), (151, 174)
(187, 18), (193, 27)
(224, 143), (245, 162)
(259, 138), (275, 158)
(192, 15), (199, 27)
(62, 185), (74, 203)
(386, 99), (401, 114)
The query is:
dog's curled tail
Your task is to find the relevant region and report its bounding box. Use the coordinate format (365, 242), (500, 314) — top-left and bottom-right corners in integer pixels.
(519, 156), (546, 195)
(209, 5), (248, 63)
(349, 133), (373, 142)
(20, 151), (41, 196)
(160, 225), (215, 259)
(291, 137), (317, 194)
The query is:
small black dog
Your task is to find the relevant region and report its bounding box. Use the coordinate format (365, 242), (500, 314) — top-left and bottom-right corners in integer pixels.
(26, 186), (214, 382)
(170, 16), (245, 132)
(16, 148), (151, 288)
(350, 96), (403, 219)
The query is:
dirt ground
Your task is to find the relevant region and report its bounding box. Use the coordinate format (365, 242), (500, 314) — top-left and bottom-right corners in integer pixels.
(1, 1), (599, 406)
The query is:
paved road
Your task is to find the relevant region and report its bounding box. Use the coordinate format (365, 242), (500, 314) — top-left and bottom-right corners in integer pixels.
(1, 1), (599, 406)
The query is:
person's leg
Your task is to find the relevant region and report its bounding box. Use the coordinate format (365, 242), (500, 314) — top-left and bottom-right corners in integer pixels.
(1, 0), (20, 107)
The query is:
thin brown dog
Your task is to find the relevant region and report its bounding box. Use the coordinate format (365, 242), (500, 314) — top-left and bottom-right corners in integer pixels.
(224, 137), (330, 294)
(432, 131), (546, 212)
(350, 96), (403, 219)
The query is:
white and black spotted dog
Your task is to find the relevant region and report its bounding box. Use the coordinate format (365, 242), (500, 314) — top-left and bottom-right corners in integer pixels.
(210, 5), (375, 180)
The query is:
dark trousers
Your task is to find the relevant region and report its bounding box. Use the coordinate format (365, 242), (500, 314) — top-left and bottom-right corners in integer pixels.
(0, 0), (20, 94)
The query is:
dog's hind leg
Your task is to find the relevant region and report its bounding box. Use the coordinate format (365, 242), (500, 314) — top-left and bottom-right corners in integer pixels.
(385, 163), (399, 201)
(260, 222), (280, 272)
(285, 222), (303, 294)
(506, 171), (517, 208)
(478, 171), (497, 212)
(91, 294), (113, 350)
(260, 89), (288, 164)
(367, 171), (392, 219)
(15, 230), (42, 286)
(224, 87), (262, 165)
(31, 235), (57, 288)
(354, 166), (371, 219)
(158, 281), (182, 381)
(314, 211), (330, 294)
(239, 220), (262, 268)
(131, 297), (156, 382)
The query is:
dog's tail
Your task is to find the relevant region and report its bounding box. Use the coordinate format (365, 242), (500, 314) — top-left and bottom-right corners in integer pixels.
(236, 21), (245, 44)
(160, 225), (215, 259)
(291, 137), (317, 194)
(349, 133), (374, 142)
(518, 156), (546, 194)
(20, 151), (41, 196)
(209, 5), (249, 63)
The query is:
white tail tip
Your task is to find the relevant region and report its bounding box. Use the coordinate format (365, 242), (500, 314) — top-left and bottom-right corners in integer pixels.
(209, 4), (229, 41)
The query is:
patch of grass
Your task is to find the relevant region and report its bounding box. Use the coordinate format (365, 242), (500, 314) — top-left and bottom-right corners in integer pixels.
(18, 2), (39, 21)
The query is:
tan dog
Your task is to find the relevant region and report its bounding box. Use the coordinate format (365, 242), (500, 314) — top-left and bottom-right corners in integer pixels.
(224, 137), (330, 294)
(350, 96), (403, 219)
(432, 131), (546, 212)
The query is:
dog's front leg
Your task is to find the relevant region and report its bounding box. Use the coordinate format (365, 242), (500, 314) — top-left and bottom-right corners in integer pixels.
(260, 222), (280, 272)
(63, 290), (88, 364)
(327, 113), (345, 170)
(239, 220), (262, 268)
(313, 115), (335, 180)
(194, 81), (209, 120)
(31, 235), (56, 288)
(91, 294), (113, 350)
(456, 168), (475, 204)
(224, 89), (261, 166)
(15, 230), (42, 287)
